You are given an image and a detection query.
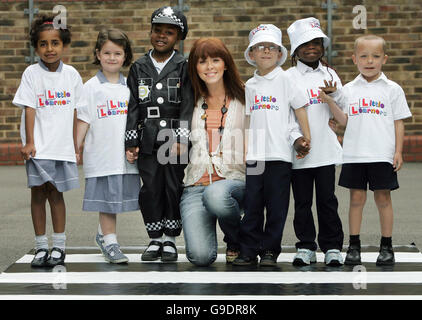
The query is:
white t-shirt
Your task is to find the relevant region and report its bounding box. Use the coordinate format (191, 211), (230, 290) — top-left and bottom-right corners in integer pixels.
(77, 72), (139, 178)
(13, 61), (86, 162)
(245, 67), (308, 162)
(150, 50), (175, 74)
(332, 73), (412, 164)
(286, 61), (343, 169)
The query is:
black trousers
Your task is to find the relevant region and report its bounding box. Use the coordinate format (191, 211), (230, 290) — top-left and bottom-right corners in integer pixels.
(240, 161), (292, 258)
(291, 164), (344, 253)
(137, 153), (186, 238)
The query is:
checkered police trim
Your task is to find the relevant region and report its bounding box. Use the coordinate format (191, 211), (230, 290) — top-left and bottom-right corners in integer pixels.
(164, 218), (182, 230)
(174, 127), (190, 138)
(146, 218), (182, 232)
(152, 7), (185, 31)
(146, 220), (163, 232)
(125, 130), (138, 141)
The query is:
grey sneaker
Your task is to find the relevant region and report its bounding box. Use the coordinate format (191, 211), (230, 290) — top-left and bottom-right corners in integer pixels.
(95, 233), (107, 256)
(324, 249), (344, 266)
(104, 243), (129, 264)
(293, 249), (317, 266)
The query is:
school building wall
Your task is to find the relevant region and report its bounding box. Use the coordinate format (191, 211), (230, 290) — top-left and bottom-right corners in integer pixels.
(0, 0), (421, 165)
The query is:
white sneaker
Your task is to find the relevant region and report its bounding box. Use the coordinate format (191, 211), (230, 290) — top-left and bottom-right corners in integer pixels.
(104, 243), (129, 264)
(293, 249), (316, 266)
(324, 249), (344, 266)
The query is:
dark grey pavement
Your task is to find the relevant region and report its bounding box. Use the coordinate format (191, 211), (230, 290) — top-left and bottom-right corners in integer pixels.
(1, 163), (421, 272)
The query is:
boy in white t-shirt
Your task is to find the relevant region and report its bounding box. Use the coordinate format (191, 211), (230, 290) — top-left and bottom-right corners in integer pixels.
(319, 35), (412, 266)
(233, 24), (311, 266)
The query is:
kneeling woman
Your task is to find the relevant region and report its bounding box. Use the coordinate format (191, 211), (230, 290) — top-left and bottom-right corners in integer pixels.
(181, 38), (246, 266)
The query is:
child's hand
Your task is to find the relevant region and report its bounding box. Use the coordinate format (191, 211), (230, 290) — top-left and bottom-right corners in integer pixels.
(21, 143), (36, 160)
(294, 136), (311, 159)
(76, 153), (82, 165)
(318, 80), (337, 104)
(328, 118), (337, 132)
(393, 152), (403, 172)
(171, 142), (188, 156)
(319, 80), (337, 94)
(318, 90), (335, 105)
(126, 147), (139, 164)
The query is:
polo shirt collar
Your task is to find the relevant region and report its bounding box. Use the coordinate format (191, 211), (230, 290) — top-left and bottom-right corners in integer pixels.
(96, 70), (126, 85)
(296, 60), (324, 74)
(254, 66), (283, 80)
(355, 72), (388, 84)
(38, 59), (63, 72)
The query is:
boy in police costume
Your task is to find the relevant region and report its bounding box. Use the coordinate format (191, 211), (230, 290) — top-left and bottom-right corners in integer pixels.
(125, 6), (194, 261)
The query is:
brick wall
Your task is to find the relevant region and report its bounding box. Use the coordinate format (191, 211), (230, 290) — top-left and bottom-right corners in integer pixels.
(0, 0), (421, 164)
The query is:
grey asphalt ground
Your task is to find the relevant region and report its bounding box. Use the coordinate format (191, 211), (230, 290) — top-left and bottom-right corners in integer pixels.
(1, 163), (421, 272)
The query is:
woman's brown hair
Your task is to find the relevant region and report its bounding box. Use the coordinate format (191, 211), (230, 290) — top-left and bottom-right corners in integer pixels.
(188, 38), (245, 105)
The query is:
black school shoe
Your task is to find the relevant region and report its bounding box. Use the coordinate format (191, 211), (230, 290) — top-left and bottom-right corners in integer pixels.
(344, 244), (361, 266)
(46, 247), (66, 267)
(376, 245), (395, 266)
(260, 251), (278, 266)
(31, 248), (50, 268)
(141, 240), (163, 261)
(232, 255), (258, 266)
(161, 241), (178, 262)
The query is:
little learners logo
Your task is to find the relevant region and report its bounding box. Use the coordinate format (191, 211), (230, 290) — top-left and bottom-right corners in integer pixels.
(349, 97), (387, 117)
(37, 89), (71, 108)
(97, 99), (129, 119)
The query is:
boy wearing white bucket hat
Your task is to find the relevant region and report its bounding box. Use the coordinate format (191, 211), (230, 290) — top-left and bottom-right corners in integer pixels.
(286, 17), (345, 267)
(233, 24), (311, 266)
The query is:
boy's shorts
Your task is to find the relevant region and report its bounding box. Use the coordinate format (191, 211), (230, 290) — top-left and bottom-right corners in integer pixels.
(339, 162), (399, 191)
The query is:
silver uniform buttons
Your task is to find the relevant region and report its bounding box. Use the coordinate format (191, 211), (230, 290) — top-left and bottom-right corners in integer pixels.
(157, 97), (164, 104)
(156, 83), (163, 90)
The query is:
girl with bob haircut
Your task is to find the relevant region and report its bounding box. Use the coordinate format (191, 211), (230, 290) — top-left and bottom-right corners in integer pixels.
(76, 28), (140, 264)
(180, 38), (246, 266)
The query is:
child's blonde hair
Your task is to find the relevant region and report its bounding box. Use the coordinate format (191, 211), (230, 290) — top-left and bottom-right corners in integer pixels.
(354, 35), (387, 54)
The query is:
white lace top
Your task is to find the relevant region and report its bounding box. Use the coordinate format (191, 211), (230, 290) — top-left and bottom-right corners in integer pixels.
(183, 98), (246, 186)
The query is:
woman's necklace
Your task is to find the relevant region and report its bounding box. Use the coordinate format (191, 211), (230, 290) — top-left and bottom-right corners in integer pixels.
(201, 96), (228, 136)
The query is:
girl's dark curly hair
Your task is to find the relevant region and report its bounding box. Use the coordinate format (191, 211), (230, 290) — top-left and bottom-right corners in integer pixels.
(30, 14), (71, 48)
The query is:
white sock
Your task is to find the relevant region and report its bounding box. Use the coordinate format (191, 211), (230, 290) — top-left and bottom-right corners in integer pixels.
(51, 233), (66, 258)
(103, 233), (118, 247)
(98, 224), (103, 236)
(35, 235), (48, 259)
(146, 236), (162, 252)
(163, 235), (176, 253)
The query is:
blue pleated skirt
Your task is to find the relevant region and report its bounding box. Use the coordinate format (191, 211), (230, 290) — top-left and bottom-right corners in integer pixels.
(83, 174), (140, 214)
(26, 158), (79, 192)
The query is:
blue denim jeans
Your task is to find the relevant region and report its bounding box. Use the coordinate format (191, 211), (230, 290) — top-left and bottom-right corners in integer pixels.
(180, 179), (245, 266)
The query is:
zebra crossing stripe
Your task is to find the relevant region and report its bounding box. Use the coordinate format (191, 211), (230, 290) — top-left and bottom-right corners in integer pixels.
(1, 271), (422, 284)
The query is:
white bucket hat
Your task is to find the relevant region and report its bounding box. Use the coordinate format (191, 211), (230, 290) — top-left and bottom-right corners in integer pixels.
(287, 17), (330, 56)
(244, 24), (288, 66)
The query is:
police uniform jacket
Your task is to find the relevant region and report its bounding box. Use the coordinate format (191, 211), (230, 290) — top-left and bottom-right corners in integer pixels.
(125, 50), (194, 155)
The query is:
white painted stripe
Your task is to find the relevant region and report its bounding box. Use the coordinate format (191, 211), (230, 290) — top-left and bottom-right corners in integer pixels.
(1, 295), (421, 300)
(15, 252), (422, 264)
(1, 271), (422, 284)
